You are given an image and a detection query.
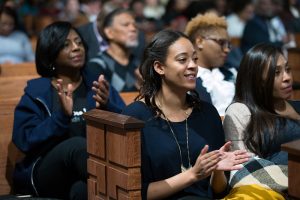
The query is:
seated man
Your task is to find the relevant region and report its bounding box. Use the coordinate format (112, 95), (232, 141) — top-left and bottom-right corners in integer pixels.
(83, 8), (141, 92)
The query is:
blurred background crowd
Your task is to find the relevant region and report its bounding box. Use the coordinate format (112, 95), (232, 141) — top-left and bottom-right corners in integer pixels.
(1, 0), (299, 51)
(1, 0), (300, 80)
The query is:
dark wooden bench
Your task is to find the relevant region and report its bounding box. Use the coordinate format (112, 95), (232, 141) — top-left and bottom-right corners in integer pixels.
(288, 48), (300, 100)
(0, 100), (25, 195)
(0, 77), (37, 195)
(0, 75), (39, 101)
(84, 109), (300, 200)
(230, 37), (241, 48)
(83, 109), (144, 199)
(0, 65), (138, 196)
(0, 61), (141, 196)
(0, 62), (37, 77)
(281, 139), (300, 200)
(120, 92), (138, 106)
(0, 63), (38, 195)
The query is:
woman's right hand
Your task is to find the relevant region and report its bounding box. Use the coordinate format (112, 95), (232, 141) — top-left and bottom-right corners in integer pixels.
(190, 145), (222, 181)
(56, 79), (73, 116)
(146, 145), (222, 199)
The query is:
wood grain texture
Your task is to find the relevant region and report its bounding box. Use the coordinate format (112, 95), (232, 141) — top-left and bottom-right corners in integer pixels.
(84, 109), (144, 200)
(281, 139), (300, 199)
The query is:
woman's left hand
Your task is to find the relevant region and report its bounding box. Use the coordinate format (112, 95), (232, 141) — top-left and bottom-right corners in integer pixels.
(216, 141), (250, 171)
(92, 74), (109, 109)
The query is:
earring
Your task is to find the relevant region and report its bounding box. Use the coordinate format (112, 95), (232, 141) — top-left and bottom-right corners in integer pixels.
(50, 64), (55, 71)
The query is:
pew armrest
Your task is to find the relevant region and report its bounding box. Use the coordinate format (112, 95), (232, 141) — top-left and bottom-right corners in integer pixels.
(281, 139), (300, 199)
(83, 109), (144, 199)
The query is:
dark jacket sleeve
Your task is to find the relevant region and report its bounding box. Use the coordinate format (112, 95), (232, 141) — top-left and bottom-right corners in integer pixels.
(12, 94), (71, 153)
(105, 85), (126, 113)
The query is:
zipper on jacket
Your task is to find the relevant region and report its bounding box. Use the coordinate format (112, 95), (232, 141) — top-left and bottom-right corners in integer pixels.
(36, 98), (51, 117)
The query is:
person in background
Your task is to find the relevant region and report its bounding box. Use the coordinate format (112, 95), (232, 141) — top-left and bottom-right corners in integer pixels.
(184, 0), (216, 22)
(12, 21), (124, 200)
(223, 43), (300, 199)
(130, 0), (158, 45)
(58, 0), (89, 27)
(224, 0), (255, 70)
(0, 6), (34, 64)
(161, 0), (190, 32)
(241, 0), (292, 54)
(122, 29), (250, 200)
(78, 4), (146, 62)
(8, 0), (39, 37)
(84, 8), (141, 92)
(185, 12), (236, 116)
(226, 0), (254, 39)
(143, 0), (165, 21)
(271, 0), (296, 48)
(279, 0), (300, 33)
(214, 0), (228, 16)
(77, 10), (109, 60)
(80, 0), (102, 22)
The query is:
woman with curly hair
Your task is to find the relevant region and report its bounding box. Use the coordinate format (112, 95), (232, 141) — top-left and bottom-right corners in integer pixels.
(184, 12), (235, 116)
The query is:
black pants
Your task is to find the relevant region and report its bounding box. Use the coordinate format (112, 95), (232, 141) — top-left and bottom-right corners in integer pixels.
(33, 137), (88, 200)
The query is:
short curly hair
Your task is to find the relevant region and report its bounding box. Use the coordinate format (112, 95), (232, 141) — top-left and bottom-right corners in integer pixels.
(185, 12), (227, 42)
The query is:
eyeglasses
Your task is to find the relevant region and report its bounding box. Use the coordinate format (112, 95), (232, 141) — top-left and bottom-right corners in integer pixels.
(202, 37), (232, 51)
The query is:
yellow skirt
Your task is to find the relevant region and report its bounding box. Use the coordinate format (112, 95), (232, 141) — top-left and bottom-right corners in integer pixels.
(222, 184), (285, 200)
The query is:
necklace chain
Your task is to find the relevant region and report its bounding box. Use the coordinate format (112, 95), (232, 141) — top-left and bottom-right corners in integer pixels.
(156, 98), (192, 172)
(164, 114), (192, 173)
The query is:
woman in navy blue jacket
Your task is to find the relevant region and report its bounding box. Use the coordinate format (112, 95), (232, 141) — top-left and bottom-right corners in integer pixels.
(12, 21), (125, 200)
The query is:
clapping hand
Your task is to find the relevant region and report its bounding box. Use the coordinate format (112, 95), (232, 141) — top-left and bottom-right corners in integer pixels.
(191, 145), (223, 180)
(92, 74), (110, 109)
(56, 79), (73, 116)
(216, 141), (250, 171)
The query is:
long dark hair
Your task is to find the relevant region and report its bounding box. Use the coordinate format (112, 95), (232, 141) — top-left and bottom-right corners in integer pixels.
(137, 29), (201, 116)
(35, 21), (87, 77)
(235, 43), (285, 157)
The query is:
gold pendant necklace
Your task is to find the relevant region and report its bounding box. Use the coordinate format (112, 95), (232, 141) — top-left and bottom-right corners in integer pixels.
(156, 98), (192, 173)
(165, 115), (192, 173)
